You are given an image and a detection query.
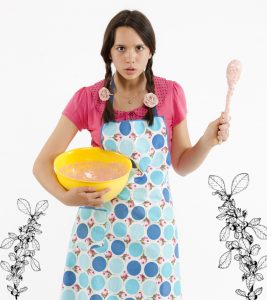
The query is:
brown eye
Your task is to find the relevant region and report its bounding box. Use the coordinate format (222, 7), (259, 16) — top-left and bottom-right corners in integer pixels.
(116, 47), (124, 52)
(137, 46), (144, 51)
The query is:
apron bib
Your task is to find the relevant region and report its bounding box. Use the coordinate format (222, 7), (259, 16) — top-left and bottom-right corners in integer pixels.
(60, 78), (182, 300)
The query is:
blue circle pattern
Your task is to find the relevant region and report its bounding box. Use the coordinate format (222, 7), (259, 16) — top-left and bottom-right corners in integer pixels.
(144, 262), (159, 277)
(76, 223), (88, 239)
(63, 271), (76, 286)
(127, 260), (141, 276)
(152, 134), (165, 149)
(111, 240), (125, 255)
(92, 256), (106, 272)
(131, 206), (145, 220)
(60, 116), (182, 299)
(119, 121), (131, 136)
(114, 203), (128, 219)
(90, 295), (102, 300)
(147, 224), (161, 240)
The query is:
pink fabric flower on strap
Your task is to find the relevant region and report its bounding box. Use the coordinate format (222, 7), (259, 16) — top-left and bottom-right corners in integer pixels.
(98, 87), (113, 101)
(143, 93), (159, 108)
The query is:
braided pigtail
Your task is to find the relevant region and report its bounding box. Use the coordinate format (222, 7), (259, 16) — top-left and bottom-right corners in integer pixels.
(100, 10), (156, 125)
(102, 61), (115, 123)
(144, 58), (155, 126)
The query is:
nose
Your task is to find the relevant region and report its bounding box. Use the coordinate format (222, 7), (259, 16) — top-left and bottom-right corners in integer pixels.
(125, 49), (136, 63)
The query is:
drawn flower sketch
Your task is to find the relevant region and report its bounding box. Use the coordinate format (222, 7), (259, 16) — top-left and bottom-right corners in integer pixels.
(208, 173), (267, 300)
(0, 198), (48, 299)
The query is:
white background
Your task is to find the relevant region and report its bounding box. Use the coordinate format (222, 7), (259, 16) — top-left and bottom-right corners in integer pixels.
(1, 0), (267, 299)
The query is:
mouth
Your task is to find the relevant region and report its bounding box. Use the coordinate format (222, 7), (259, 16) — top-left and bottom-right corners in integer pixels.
(125, 68), (136, 70)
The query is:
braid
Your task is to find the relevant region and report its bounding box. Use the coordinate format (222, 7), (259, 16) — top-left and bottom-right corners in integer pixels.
(102, 58), (155, 126)
(102, 61), (115, 123)
(144, 58), (155, 126)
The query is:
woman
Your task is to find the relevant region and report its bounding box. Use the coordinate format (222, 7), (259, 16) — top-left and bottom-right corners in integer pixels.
(33, 9), (230, 300)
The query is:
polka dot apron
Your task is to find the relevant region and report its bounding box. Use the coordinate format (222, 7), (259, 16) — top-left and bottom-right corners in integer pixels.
(60, 78), (182, 300)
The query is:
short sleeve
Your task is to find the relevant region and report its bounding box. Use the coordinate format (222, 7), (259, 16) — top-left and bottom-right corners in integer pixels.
(172, 81), (187, 127)
(62, 87), (89, 131)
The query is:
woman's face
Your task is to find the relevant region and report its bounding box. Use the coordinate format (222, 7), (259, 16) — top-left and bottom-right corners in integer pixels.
(109, 26), (152, 80)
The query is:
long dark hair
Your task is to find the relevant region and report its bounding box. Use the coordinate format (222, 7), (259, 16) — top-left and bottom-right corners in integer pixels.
(100, 10), (156, 126)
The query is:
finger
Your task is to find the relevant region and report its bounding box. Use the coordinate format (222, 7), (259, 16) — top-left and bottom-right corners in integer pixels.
(77, 186), (97, 193)
(222, 114), (231, 123)
(218, 128), (229, 137)
(88, 198), (104, 207)
(217, 136), (223, 144)
(219, 123), (230, 130)
(218, 130), (229, 140)
(217, 130), (223, 137)
(93, 188), (110, 198)
(220, 112), (231, 123)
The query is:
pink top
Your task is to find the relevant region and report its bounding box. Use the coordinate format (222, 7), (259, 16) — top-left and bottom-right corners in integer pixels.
(62, 75), (187, 153)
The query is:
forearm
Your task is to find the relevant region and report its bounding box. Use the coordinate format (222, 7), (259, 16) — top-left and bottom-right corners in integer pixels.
(175, 135), (214, 176)
(32, 159), (67, 204)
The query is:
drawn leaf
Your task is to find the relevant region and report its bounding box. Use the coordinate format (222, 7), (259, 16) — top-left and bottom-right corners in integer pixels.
(20, 286), (28, 293)
(254, 287), (263, 296)
(17, 248), (23, 257)
(216, 213), (226, 220)
(255, 273), (264, 281)
(30, 257), (41, 271)
(239, 261), (249, 273)
(0, 237), (15, 249)
(231, 173), (249, 195)
(17, 198), (31, 215)
(243, 255), (251, 264)
(7, 285), (14, 292)
(8, 232), (17, 239)
(234, 254), (242, 261)
(219, 250), (232, 268)
(226, 241), (232, 249)
(251, 244), (261, 256)
(239, 238), (250, 252)
(31, 238), (40, 251)
(35, 200), (48, 214)
(8, 253), (16, 261)
(6, 274), (12, 281)
(0, 260), (11, 272)
(218, 205), (228, 212)
(17, 265), (25, 275)
(33, 223), (41, 229)
(251, 225), (267, 240)
(220, 226), (230, 241)
(235, 289), (247, 297)
(232, 241), (239, 248)
(249, 218), (261, 226)
(257, 255), (267, 270)
(246, 275), (255, 290)
(208, 175), (226, 192)
(35, 229), (43, 234)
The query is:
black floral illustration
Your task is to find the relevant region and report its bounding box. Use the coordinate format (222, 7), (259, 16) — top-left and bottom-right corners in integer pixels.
(0, 198), (48, 299)
(208, 173), (267, 299)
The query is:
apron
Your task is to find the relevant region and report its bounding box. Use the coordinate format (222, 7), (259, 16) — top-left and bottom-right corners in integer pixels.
(60, 78), (182, 300)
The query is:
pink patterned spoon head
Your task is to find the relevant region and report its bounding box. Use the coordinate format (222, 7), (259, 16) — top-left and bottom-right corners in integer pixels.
(226, 59), (242, 89)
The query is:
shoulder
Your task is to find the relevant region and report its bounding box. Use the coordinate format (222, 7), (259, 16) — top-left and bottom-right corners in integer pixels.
(153, 75), (185, 106)
(81, 78), (105, 113)
(154, 75), (184, 93)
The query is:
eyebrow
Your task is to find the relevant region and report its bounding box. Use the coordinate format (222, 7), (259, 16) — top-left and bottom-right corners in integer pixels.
(114, 44), (145, 47)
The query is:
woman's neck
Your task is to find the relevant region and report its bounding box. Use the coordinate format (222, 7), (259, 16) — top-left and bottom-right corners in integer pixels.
(113, 71), (147, 93)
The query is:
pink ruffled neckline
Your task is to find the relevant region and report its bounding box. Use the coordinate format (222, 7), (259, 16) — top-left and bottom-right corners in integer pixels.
(113, 103), (148, 116)
(92, 75), (169, 116)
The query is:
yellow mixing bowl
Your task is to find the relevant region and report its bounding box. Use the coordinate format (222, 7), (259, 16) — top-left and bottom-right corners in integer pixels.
(54, 147), (132, 202)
